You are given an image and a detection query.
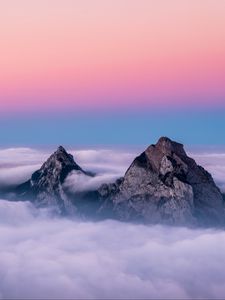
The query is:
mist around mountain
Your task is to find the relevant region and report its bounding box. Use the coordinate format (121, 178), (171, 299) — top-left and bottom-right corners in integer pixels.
(0, 139), (225, 299)
(0, 199), (225, 299)
(2, 137), (224, 227)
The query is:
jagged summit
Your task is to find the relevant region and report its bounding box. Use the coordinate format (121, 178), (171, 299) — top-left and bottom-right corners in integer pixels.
(28, 145), (85, 188)
(42, 145), (83, 181)
(57, 145), (67, 152)
(154, 137), (186, 156)
(16, 146), (89, 213)
(55, 146), (68, 155)
(55, 145), (73, 158)
(99, 136), (224, 226)
(13, 137), (225, 226)
(141, 137), (187, 172)
(156, 136), (182, 147)
(52, 145), (75, 161)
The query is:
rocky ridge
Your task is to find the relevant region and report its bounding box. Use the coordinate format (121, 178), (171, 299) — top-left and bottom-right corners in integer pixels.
(14, 138), (225, 226)
(16, 146), (92, 214)
(98, 137), (224, 226)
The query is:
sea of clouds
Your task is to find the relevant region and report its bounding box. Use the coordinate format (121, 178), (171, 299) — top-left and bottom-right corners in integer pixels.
(1, 199), (225, 299)
(0, 147), (135, 190)
(0, 146), (225, 298)
(0, 145), (225, 192)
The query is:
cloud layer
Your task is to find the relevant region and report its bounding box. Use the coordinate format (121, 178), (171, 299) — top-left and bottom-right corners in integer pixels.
(0, 199), (225, 299)
(0, 148), (47, 188)
(0, 146), (224, 193)
(0, 147), (225, 298)
(0, 147), (136, 190)
(189, 150), (225, 192)
(63, 170), (121, 193)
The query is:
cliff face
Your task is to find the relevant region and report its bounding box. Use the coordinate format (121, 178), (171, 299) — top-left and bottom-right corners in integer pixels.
(14, 138), (225, 226)
(99, 137), (224, 226)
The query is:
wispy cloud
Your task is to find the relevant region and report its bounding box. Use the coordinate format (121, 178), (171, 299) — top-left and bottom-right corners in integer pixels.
(63, 171), (120, 193)
(0, 147), (225, 298)
(0, 146), (224, 193)
(190, 151), (225, 192)
(0, 147), (48, 187)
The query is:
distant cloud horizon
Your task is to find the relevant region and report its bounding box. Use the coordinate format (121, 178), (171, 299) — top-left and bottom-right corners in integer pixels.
(0, 145), (224, 193)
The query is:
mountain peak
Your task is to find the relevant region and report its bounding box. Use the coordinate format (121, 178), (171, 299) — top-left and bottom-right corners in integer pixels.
(156, 136), (175, 146)
(16, 146), (89, 213)
(56, 145), (67, 153)
(39, 146), (84, 183)
(108, 136), (224, 226)
(49, 146), (80, 170)
(54, 146), (72, 159)
(155, 136), (186, 156)
(13, 136), (224, 226)
(142, 137), (187, 172)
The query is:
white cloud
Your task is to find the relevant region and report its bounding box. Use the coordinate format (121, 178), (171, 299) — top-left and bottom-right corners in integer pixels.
(189, 151), (225, 192)
(70, 148), (136, 174)
(63, 170), (120, 193)
(0, 147), (225, 298)
(0, 148), (49, 187)
(0, 147), (48, 166)
(0, 164), (41, 187)
(0, 146), (224, 194)
(0, 199), (225, 299)
(63, 148), (138, 193)
(0, 147), (136, 189)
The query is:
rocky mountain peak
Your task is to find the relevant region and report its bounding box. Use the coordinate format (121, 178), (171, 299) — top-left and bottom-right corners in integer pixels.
(101, 137), (224, 226)
(155, 137), (186, 156)
(32, 146), (86, 186)
(56, 145), (68, 154)
(142, 137), (187, 173)
(13, 137), (225, 226)
(16, 146), (89, 213)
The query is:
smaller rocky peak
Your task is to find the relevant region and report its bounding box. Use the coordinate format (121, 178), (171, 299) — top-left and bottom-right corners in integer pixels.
(30, 146), (85, 186)
(48, 146), (80, 170)
(56, 145), (68, 154)
(53, 145), (73, 160)
(15, 146), (94, 213)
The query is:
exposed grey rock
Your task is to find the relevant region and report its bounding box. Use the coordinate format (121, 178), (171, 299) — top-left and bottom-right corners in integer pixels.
(16, 146), (91, 214)
(13, 138), (225, 226)
(99, 137), (224, 226)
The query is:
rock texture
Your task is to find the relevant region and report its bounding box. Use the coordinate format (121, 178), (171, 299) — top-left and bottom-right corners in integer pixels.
(99, 137), (224, 226)
(14, 138), (225, 226)
(16, 146), (92, 214)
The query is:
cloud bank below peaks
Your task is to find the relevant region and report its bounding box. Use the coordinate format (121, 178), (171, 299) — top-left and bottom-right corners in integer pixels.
(0, 199), (225, 299)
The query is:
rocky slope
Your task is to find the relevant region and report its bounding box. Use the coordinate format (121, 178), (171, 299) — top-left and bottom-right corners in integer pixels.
(13, 138), (225, 226)
(15, 146), (93, 214)
(98, 137), (225, 226)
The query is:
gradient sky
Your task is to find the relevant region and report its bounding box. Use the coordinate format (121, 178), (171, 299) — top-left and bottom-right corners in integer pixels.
(0, 0), (225, 145)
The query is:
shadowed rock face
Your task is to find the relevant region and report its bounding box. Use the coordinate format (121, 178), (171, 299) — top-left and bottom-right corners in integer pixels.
(99, 137), (224, 226)
(13, 138), (225, 226)
(16, 146), (90, 214)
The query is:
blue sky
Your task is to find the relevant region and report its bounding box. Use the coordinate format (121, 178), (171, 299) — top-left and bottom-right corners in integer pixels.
(1, 108), (224, 147)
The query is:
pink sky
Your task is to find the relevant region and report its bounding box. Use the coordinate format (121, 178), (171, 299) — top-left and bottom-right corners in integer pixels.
(0, 0), (225, 113)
